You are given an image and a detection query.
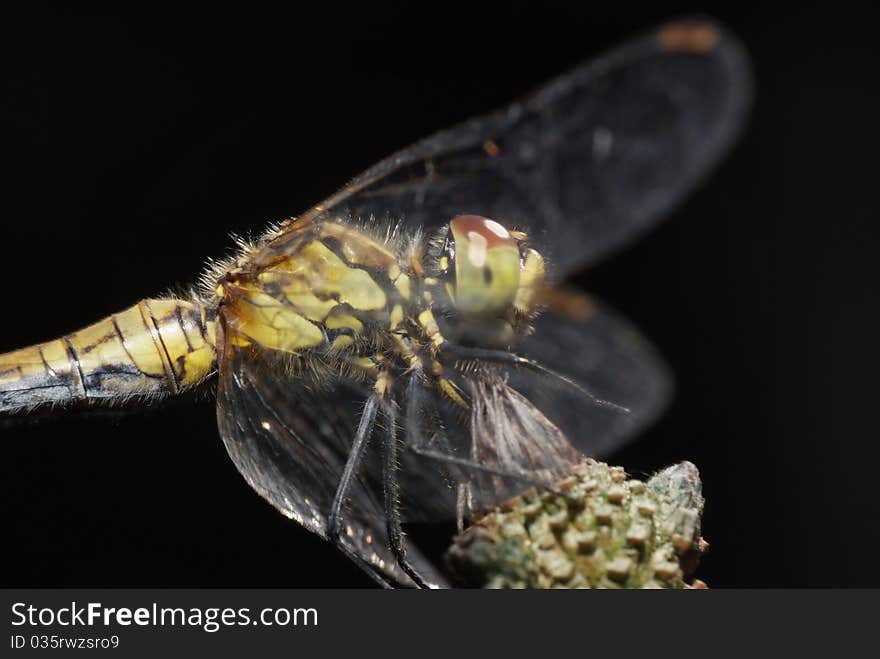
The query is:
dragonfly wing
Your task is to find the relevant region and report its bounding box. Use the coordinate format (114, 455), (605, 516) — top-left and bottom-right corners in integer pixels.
(289, 18), (751, 277)
(215, 340), (447, 587)
(513, 300), (673, 458)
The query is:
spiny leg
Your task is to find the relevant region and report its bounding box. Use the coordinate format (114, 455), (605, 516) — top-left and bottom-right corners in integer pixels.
(406, 370), (470, 532)
(406, 368), (558, 481)
(327, 393), (378, 538)
(440, 343), (630, 413)
(455, 484), (469, 534)
(380, 398), (431, 589)
(327, 392), (397, 587)
(406, 363), (571, 524)
(341, 552), (397, 589)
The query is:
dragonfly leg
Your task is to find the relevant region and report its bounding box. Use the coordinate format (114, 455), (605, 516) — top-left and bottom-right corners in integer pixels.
(440, 344), (629, 413)
(337, 546), (397, 589)
(405, 367), (570, 517)
(325, 392), (398, 588)
(327, 393), (378, 540)
(380, 399), (431, 589)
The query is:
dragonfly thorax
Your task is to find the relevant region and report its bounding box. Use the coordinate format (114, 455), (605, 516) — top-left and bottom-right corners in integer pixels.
(213, 215), (546, 398)
(218, 215), (538, 343)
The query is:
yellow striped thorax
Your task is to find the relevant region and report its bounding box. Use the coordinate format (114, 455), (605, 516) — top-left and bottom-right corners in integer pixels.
(219, 220), (413, 355)
(218, 216), (546, 357)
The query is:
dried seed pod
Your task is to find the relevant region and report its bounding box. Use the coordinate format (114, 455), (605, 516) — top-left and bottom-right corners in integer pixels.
(446, 460), (708, 589)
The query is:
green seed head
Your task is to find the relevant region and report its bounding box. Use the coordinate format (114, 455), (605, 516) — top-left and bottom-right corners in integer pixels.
(446, 460), (709, 589)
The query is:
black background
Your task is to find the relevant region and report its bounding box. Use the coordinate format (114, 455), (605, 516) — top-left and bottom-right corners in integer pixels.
(2, 2), (878, 587)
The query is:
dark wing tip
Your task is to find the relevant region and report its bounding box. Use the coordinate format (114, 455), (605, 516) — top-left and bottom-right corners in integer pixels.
(653, 15), (755, 182)
(656, 19), (723, 54)
(654, 16), (754, 100)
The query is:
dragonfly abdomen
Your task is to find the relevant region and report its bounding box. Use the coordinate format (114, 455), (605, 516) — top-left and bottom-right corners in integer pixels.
(0, 299), (216, 413)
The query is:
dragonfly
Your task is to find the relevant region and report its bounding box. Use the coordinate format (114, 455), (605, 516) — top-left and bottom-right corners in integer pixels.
(0, 18), (750, 588)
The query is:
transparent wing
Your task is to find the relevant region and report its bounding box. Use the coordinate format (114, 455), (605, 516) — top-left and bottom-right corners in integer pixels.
(215, 339), (448, 587)
(286, 18), (751, 277)
(396, 300), (672, 521)
(513, 300), (673, 457)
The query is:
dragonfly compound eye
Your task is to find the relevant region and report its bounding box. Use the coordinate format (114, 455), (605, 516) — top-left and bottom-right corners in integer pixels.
(447, 215), (521, 315)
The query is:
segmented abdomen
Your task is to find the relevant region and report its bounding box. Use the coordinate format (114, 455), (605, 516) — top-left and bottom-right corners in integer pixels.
(0, 299), (216, 413)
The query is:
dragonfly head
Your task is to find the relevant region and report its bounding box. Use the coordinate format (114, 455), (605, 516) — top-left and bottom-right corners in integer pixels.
(436, 215), (545, 323)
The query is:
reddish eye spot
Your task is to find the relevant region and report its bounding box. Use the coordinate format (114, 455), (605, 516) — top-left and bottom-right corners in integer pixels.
(449, 215), (516, 248)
